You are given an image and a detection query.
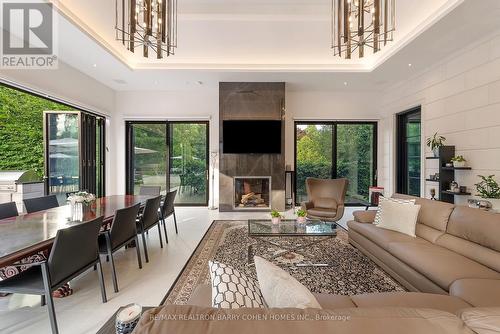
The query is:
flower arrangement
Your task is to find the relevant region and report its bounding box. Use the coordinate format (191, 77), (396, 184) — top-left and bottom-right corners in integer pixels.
(67, 191), (96, 205)
(451, 155), (467, 167)
(270, 209), (283, 225)
(426, 133), (446, 157)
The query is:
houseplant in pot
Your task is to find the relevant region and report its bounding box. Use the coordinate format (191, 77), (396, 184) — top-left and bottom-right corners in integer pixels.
(475, 175), (500, 210)
(451, 155), (467, 168)
(426, 133), (446, 157)
(296, 209), (307, 224)
(270, 209), (283, 225)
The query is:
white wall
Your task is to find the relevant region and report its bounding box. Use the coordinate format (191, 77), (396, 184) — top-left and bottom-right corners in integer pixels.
(378, 31), (500, 203)
(111, 88), (382, 204)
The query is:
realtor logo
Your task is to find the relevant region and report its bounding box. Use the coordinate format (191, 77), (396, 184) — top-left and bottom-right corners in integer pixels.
(1, 1), (58, 69)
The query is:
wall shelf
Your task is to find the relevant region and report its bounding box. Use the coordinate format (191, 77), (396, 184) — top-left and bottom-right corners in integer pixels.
(426, 156), (439, 160)
(425, 179), (439, 182)
(441, 166), (472, 171)
(441, 191), (472, 196)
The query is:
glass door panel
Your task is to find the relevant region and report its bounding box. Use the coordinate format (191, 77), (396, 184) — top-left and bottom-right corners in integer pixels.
(397, 109), (421, 196)
(295, 123), (334, 204)
(336, 123), (376, 204)
(169, 122), (208, 205)
(128, 123), (168, 195)
(45, 112), (80, 203)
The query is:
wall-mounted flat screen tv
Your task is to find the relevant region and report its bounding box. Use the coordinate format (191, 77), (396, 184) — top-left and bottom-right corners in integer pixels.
(223, 120), (282, 154)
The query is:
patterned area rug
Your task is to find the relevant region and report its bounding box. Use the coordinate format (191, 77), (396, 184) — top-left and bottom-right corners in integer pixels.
(161, 220), (405, 305)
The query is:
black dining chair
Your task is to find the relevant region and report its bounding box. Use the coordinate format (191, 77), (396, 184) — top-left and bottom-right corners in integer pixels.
(0, 216), (107, 334)
(0, 202), (18, 220)
(139, 186), (161, 196)
(98, 204), (142, 293)
(136, 196), (162, 263)
(24, 195), (59, 214)
(159, 190), (178, 240)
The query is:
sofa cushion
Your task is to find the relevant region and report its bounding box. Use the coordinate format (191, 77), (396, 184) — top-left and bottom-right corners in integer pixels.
(353, 210), (376, 223)
(313, 294), (356, 309)
(351, 292), (471, 314)
(446, 206), (500, 252)
(136, 305), (473, 334)
(392, 194), (455, 232)
(388, 242), (500, 290)
(459, 307), (500, 334)
(307, 207), (337, 218)
(376, 199), (420, 237)
(449, 279), (500, 307)
(348, 221), (429, 252)
(415, 224), (445, 243)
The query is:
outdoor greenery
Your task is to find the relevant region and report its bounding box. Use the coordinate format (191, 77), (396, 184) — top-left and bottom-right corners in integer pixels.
(0, 85), (73, 177)
(296, 124), (375, 203)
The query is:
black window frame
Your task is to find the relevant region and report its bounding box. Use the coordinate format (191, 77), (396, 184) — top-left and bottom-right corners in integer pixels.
(125, 120), (210, 206)
(294, 120), (378, 206)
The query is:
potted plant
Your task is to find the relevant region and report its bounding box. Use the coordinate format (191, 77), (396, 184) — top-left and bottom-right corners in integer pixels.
(451, 155), (467, 168)
(475, 175), (500, 210)
(296, 209), (307, 224)
(270, 209), (283, 225)
(426, 133), (446, 157)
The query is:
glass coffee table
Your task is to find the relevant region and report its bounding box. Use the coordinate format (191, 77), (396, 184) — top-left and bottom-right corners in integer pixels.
(247, 219), (338, 267)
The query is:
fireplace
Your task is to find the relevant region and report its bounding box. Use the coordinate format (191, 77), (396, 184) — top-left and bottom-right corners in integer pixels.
(233, 177), (271, 210)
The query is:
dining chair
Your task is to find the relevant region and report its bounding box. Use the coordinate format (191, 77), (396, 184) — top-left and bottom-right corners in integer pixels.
(159, 190), (178, 240)
(136, 196), (162, 263)
(139, 186), (161, 196)
(24, 195), (59, 214)
(98, 204), (142, 293)
(0, 216), (107, 334)
(0, 202), (18, 220)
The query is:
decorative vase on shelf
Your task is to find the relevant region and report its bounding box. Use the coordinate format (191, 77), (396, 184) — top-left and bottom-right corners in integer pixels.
(453, 161), (466, 168)
(433, 148), (440, 157)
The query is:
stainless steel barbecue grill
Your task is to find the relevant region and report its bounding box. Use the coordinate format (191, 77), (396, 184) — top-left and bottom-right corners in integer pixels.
(0, 170), (44, 214)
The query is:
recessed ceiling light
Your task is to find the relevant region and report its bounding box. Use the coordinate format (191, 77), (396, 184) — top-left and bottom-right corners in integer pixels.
(408, 63), (412, 67)
(92, 63), (97, 68)
(344, 81), (348, 86)
(196, 81), (203, 86)
(154, 80), (159, 85)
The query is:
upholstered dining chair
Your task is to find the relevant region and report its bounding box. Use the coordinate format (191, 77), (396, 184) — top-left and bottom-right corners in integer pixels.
(0, 201), (18, 220)
(24, 195), (59, 214)
(99, 204), (142, 293)
(0, 216), (107, 334)
(139, 186), (161, 196)
(301, 178), (349, 223)
(159, 190), (178, 241)
(136, 196), (162, 263)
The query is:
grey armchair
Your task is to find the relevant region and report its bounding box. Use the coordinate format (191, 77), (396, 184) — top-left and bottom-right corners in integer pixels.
(301, 177), (349, 222)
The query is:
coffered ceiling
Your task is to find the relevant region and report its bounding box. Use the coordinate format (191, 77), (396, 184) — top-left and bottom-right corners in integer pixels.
(54, 0), (461, 71)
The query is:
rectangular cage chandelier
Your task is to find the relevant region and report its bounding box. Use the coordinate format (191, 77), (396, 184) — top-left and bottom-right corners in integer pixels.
(115, 0), (177, 59)
(331, 0), (395, 59)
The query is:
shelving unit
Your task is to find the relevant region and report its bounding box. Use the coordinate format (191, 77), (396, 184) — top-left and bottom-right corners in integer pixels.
(427, 146), (472, 204)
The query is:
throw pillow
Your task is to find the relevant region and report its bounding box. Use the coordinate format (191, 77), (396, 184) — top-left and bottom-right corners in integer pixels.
(208, 260), (265, 309)
(374, 196), (416, 225)
(376, 199), (421, 237)
(253, 256), (322, 309)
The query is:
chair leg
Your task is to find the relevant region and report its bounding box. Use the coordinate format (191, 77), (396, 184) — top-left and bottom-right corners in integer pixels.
(41, 295), (46, 306)
(157, 224), (164, 248)
(162, 217), (169, 244)
(41, 264), (58, 334)
(173, 212), (178, 234)
(108, 250), (119, 293)
(141, 229), (149, 263)
(135, 236), (142, 269)
(96, 259), (107, 303)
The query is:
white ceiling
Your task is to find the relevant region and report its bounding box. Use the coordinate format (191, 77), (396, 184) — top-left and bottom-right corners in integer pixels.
(48, 0), (500, 91)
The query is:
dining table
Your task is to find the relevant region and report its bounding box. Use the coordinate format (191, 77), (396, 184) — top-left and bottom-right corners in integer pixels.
(0, 195), (154, 268)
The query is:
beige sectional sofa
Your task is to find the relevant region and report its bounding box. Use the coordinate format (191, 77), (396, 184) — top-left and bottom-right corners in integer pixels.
(348, 194), (500, 306)
(131, 196), (500, 333)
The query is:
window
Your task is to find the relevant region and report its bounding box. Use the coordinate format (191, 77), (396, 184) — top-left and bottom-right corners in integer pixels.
(126, 121), (209, 206)
(397, 108), (421, 196)
(295, 122), (377, 205)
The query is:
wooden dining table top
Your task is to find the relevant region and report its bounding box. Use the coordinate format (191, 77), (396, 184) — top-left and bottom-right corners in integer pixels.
(0, 195), (154, 268)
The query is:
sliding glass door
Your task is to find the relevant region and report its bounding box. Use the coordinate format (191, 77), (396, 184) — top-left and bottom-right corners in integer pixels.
(295, 121), (377, 205)
(44, 111), (105, 203)
(126, 121), (209, 206)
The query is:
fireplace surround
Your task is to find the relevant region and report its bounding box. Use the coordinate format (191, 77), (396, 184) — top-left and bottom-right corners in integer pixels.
(233, 177), (271, 210)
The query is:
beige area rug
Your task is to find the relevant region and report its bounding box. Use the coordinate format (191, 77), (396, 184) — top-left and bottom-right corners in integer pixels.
(161, 220), (405, 305)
